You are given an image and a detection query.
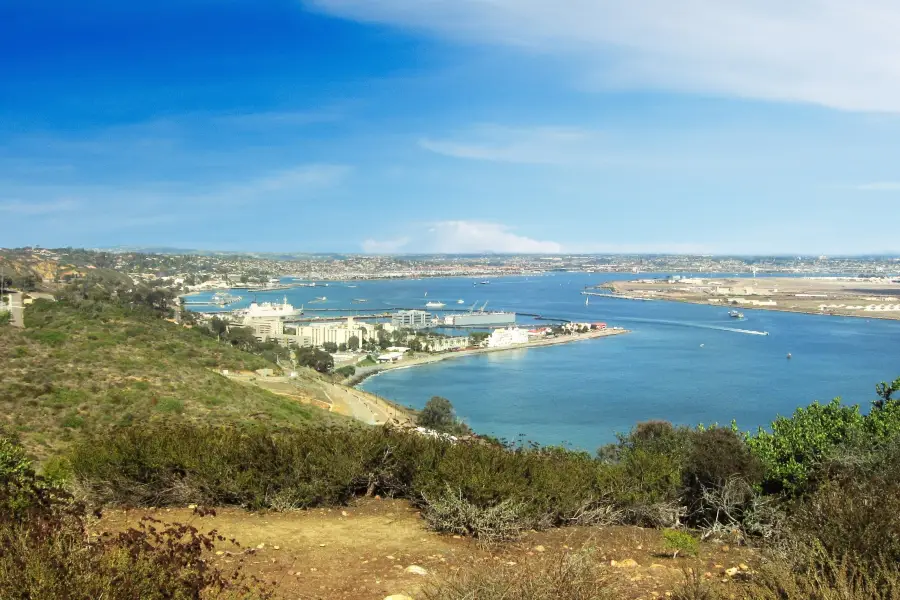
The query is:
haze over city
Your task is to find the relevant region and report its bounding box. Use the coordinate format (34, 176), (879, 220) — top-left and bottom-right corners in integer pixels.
(3, 1), (900, 254)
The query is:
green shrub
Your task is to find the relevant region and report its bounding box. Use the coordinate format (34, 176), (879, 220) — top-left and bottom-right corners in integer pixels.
(789, 439), (900, 565)
(334, 365), (356, 378)
(662, 529), (699, 558)
(747, 399), (865, 494)
(683, 427), (763, 527)
(0, 452), (269, 599)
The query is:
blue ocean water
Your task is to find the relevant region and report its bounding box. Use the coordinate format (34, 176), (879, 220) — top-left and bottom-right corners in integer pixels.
(191, 273), (900, 450)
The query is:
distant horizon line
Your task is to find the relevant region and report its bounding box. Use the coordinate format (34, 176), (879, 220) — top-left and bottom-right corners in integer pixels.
(3, 245), (900, 260)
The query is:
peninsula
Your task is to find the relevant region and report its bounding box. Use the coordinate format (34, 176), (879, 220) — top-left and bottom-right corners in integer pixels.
(345, 326), (629, 386)
(597, 275), (900, 320)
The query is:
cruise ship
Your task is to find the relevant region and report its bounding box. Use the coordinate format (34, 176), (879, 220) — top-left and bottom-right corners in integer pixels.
(241, 296), (302, 319)
(425, 301), (446, 308)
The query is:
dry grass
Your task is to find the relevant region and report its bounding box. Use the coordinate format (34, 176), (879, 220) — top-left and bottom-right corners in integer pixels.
(420, 546), (617, 600)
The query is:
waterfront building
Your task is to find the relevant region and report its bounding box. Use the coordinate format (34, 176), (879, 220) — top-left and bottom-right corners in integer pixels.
(486, 327), (530, 348)
(392, 309), (431, 329)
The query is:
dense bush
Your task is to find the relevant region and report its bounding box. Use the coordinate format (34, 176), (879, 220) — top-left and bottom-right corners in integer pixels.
(747, 396), (900, 495)
(71, 422), (698, 538)
(0, 433), (268, 599)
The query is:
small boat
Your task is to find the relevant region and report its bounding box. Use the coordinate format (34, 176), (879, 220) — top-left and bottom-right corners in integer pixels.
(310, 296), (327, 303)
(728, 310), (744, 319)
(787, 353), (792, 359)
(585, 296), (589, 306)
(479, 281), (490, 285)
(457, 299), (465, 304)
(351, 298), (368, 303)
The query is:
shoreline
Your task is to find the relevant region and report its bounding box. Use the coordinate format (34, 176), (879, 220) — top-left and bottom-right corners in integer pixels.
(345, 328), (629, 388)
(595, 291), (900, 322)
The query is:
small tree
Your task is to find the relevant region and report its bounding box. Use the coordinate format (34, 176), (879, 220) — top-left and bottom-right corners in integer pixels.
(419, 396), (457, 432)
(295, 347), (334, 374)
(348, 335), (360, 351)
(322, 341), (338, 353)
(874, 377), (900, 410)
(209, 316), (228, 340)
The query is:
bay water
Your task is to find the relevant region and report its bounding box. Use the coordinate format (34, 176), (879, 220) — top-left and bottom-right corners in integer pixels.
(194, 273), (900, 450)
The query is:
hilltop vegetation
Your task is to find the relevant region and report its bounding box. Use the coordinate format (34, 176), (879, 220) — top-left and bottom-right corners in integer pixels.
(3, 274), (900, 598)
(0, 298), (339, 457)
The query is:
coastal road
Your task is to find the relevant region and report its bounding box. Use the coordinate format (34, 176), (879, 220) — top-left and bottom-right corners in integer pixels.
(5, 291), (24, 328)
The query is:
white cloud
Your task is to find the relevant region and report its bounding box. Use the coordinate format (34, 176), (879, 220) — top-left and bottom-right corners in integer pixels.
(307, 0), (900, 112)
(362, 220), (562, 253)
(856, 181), (900, 191)
(0, 198), (78, 215)
(420, 126), (600, 164)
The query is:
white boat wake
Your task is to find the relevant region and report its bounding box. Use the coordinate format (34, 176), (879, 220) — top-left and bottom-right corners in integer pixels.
(614, 317), (769, 336)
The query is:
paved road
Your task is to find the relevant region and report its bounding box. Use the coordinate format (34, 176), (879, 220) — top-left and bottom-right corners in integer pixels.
(6, 291), (24, 328)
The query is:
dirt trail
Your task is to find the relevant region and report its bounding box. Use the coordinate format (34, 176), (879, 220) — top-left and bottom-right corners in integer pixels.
(96, 499), (758, 600)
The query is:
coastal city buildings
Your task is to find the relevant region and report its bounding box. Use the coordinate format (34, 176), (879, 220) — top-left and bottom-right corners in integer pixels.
(486, 327), (530, 348)
(392, 310), (431, 329)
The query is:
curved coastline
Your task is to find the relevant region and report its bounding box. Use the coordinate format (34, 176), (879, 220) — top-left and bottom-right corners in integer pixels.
(345, 328), (629, 388)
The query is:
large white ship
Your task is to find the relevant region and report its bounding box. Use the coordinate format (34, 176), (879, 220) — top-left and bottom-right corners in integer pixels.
(425, 301), (446, 308)
(241, 296), (303, 319)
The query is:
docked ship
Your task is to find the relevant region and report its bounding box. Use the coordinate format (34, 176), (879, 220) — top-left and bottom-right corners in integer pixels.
(241, 296), (302, 319)
(446, 301), (516, 327)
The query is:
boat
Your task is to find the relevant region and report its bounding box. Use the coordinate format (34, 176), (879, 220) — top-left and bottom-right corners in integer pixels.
(479, 281), (490, 285)
(351, 298), (369, 303)
(241, 296), (302, 319)
(787, 353), (792, 359)
(310, 296), (327, 303)
(457, 299), (465, 304)
(425, 301), (446, 309)
(728, 310), (744, 319)
(585, 296), (589, 307)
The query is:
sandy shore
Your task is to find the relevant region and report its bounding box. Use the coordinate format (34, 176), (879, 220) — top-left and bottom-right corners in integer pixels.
(346, 328), (629, 387)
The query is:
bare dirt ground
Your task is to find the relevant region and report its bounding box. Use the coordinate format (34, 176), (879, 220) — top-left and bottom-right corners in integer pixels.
(96, 498), (759, 600)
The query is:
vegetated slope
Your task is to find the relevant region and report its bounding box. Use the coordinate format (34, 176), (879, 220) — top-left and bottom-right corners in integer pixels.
(0, 299), (340, 457)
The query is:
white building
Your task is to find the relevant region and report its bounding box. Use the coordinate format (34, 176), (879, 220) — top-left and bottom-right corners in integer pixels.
(392, 310), (431, 329)
(486, 327), (530, 348)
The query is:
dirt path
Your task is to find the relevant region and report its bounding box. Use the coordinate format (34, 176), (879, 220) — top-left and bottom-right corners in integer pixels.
(96, 499), (758, 600)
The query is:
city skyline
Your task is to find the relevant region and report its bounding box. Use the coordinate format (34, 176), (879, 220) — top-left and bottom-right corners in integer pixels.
(2, 1), (900, 254)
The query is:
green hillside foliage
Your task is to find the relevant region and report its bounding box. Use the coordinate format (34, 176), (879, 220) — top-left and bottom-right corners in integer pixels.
(0, 300), (337, 457)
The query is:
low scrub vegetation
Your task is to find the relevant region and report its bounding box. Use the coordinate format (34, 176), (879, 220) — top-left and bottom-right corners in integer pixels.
(0, 300), (339, 457)
(421, 546), (615, 600)
(0, 430), (268, 599)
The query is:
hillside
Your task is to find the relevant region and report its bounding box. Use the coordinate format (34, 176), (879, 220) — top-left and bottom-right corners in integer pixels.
(0, 299), (342, 457)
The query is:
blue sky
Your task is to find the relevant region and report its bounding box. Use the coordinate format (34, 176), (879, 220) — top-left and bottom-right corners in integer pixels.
(2, 1), (900, 254)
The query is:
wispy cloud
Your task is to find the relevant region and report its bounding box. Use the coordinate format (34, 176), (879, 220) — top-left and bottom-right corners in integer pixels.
(362, 220), (562, 253)
(308, 0), (900, 112)
(0, 198), (79, 215)
(420, 126), (602, 165)
(216, 164), (351, 200)
(856, 181), (900, 191)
